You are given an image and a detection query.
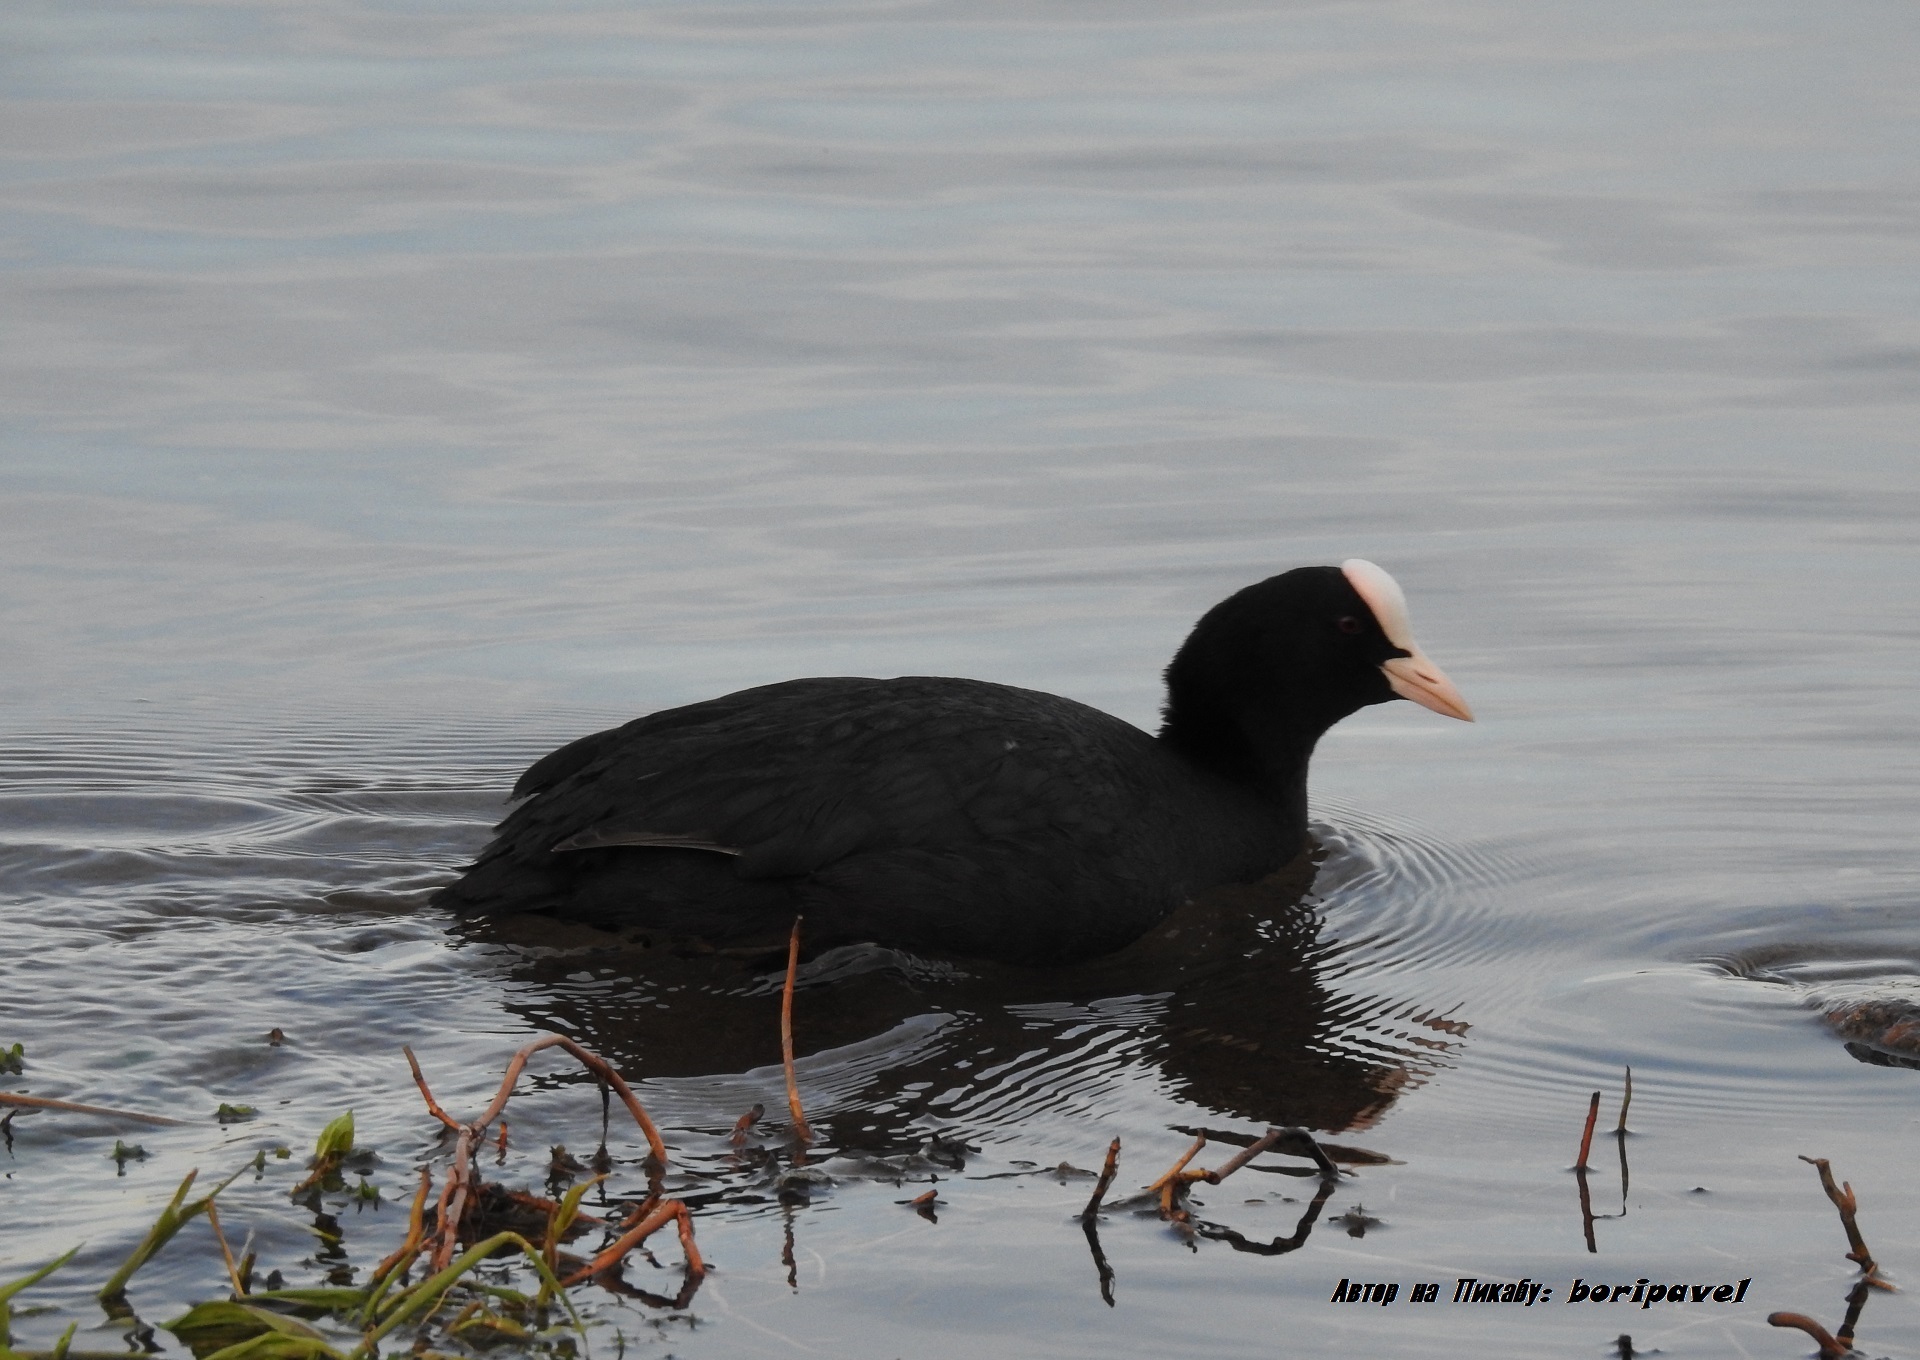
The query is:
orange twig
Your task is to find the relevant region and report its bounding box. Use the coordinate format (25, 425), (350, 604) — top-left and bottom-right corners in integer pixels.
(1767, 1312), (1848, 1358)
(411, 1035), (672, 1270)
(1208, 1128), (1284, 1183)
(0, 1092), (187, 1127)
(1143, 1127), (1290, 1222)
(1149, 1134), (1215, 1225)
(1800, 1155), (1891, 1288)
(1146, 1134), (1207, 1195)
(369, 1167), (432, 1287)
(428, 1170), (460, 1268)
(561, 1198), (705, 1287)
(730, 1103), (765, 1146)
(1574, 1091), (1600, 1170)
(782, 918), (814, 1145)
(402, 1046), (461, 1131)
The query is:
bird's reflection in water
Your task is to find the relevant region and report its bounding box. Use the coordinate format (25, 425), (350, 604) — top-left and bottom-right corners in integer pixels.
(448, 841), (1470, 1300)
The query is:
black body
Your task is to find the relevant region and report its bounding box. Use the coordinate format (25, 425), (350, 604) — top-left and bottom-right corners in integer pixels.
(433, 566), (1411, 964)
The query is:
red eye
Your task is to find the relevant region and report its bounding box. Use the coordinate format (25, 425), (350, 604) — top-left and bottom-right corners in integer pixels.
(1337, 615), (1365, 635)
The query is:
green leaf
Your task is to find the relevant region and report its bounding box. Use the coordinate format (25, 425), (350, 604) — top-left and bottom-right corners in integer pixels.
(311, 1112), (354, 1163)
(0, 1042), (23, 1075)
(290, 1113), (358, 1198)
(470, 1284), (533, 1308)
(239, 1290), (366, 1317)
(199, 1335), (349, 1360)
(163, 1301), (330, 1359)
(550, 1174), (606, 1245)
(452, 1310), (529, 1340)
(541, 1173), (607, 1304)
(216, 1104), (257, 1125)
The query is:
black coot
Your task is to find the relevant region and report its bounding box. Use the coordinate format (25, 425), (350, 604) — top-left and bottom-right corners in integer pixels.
(433, 561), (1472, 965)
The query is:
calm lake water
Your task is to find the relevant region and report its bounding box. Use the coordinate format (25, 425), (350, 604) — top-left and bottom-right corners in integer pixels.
(4, 2), (1919, 1356)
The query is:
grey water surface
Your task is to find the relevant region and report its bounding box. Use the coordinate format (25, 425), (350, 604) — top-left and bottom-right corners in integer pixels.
(4, 1), (1919, 1356)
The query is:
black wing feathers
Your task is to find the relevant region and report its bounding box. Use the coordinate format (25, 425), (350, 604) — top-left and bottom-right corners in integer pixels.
(427, 674), (1276, 960)
(461, 678), (1160, 887)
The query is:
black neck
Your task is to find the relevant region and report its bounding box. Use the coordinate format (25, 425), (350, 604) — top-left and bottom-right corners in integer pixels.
(1157, 668), (1323, 815)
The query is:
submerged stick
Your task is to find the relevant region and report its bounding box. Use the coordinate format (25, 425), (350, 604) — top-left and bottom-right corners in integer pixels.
(1837, 1277), (1871, 1350)
(1574, 1091), (1600, 1171)
(0, 1093), (186, 1128)
(1286, 1128), (1341, 1180)
(782, 918), (814, 1145)
(1080, 1138), (1122, 1222)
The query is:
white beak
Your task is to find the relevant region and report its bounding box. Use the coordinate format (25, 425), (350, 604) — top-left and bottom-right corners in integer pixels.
(1343, 559), (1475, 722)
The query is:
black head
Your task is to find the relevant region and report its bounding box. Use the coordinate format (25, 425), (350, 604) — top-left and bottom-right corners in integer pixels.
(1158, 562), (1470, 796)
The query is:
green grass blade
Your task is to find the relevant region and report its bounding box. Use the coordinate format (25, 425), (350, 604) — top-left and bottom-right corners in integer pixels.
(97, 1169), (206, 1302)
(1, 1244), (84, 1304)
(2, 1244), (84, 1349)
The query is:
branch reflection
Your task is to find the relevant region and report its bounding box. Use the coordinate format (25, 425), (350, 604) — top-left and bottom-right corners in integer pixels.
(450, 841), (1476, 1302)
